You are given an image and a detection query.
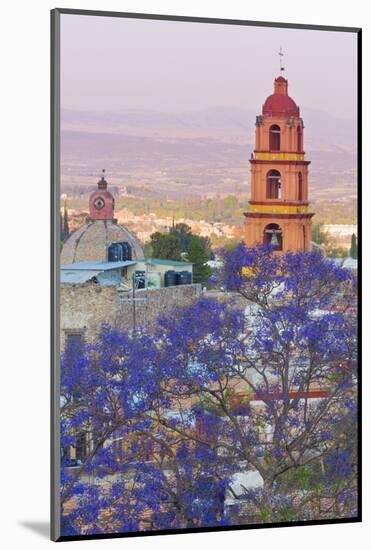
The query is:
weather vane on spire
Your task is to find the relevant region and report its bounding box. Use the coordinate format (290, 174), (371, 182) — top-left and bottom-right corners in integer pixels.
(279, 46), (285, 74)
(101, 168), (106, 179)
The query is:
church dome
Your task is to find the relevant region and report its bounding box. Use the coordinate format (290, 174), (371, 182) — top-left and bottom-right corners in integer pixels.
(61, 172), (144, 265)
(61, 220), (144, 265)
(262, 76), (299, 118)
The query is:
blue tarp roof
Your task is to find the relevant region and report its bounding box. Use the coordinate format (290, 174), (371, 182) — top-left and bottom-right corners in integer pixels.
(61, 271), (102, 284)
(61, 260), (136, 271)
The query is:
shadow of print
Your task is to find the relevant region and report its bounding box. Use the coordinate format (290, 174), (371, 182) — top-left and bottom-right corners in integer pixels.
(18, 521), (49, 539)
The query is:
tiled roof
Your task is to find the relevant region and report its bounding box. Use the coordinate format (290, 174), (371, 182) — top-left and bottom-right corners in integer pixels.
(60, 220), (144, 264)
(263, 94), (299, 117)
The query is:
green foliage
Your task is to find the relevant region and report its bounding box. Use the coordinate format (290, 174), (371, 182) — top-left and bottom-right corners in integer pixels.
(170, 223), (193, 252)
(149, 232), (182, 261)
(200, 387), (236, 416)
(350, 233), (357, 259)
(326, 246), (348, 258)
(259, 507), (272, 522)
(311, 199), (357, 225)
(199, 235), (214, 260)
(187, 235), (212, 284)
(277, 506), (299, 522)
(148, 227), (213, 281)
(63, 204), (70, 242)
(143, 242), (153, 258)
(169, 223), (214, 260)
(114, 194), (247, 225)
(277, 462), (323, 493)
(66, 194), (357, 228)
(312, 223), (327, 245)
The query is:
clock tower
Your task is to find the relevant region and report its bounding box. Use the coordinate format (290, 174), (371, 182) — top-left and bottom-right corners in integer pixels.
(244, 75), (314, 252)
(88, 170), (116, 222)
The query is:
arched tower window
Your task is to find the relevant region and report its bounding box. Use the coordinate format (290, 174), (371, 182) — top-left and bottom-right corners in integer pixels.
(297, 125), (303, 152)
(298, 172), (303, 201)
(263, 223), (283, 251)
(266, 170), (281, 199)
(302, 225), (306, 251)
(269, 124), (281, 151)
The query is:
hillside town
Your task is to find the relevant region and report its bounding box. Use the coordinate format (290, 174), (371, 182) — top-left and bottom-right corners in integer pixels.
(59, 75), (358, 536)
(64, 206), (241, 248)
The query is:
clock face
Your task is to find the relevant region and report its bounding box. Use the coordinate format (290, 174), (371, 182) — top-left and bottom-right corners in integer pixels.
(94, 196), (105, 210)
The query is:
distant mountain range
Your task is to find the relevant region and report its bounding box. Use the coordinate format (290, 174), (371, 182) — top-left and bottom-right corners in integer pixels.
(61, 106), (356, 149)
(60, 107), (357, 201)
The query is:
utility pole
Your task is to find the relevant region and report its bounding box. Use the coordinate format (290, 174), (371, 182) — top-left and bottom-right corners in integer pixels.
(118, 272), (147, 334)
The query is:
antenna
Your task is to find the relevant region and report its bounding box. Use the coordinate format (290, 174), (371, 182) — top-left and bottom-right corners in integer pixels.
(278, 46), (285, 74)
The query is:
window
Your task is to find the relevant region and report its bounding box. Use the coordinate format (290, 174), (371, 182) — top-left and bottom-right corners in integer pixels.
(263, 223), (283, 251)
(65, 331), (84, 354)
(298, 172), (303, 201)
(269, 124), (281, 151)
(297, 125), (303, 152)
(266, 170), (281, 199)
(64, 330), (85, 368)
(66, 332), (82, 348)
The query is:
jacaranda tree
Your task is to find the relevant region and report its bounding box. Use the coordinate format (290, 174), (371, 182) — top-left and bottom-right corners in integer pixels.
(60, 245), (358, 534)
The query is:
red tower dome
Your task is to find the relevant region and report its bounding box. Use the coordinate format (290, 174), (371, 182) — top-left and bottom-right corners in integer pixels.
(262, 76), (299, 118)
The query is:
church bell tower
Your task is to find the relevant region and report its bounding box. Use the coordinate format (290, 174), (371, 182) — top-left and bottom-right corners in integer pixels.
(88, 169), (116, 222)
(244, 73), (314, 252)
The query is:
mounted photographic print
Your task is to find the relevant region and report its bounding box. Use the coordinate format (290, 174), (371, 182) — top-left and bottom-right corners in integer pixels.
(51, 9), (361, 541)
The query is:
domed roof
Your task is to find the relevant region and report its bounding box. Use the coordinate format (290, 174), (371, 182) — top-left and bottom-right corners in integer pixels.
(263, 95), (299, 117)
(61, 220), (144, 265)
(61, 171), (144, 265)
(262, 76), (299, 118)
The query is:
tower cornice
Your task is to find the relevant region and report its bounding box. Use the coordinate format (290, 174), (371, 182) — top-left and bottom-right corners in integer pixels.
(244, 211), (314, 220)
(250, 159), (311, 166)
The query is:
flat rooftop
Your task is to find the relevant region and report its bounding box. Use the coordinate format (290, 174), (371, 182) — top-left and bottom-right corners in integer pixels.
(61, 260), (137, 271)
(146, 258), (193, 266)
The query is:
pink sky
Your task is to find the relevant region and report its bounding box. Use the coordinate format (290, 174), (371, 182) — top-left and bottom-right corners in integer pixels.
(61, 14), (357, 120)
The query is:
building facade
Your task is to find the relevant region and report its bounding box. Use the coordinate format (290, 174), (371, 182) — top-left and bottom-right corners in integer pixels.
(60, 173), (197, 349)
(244, 76), (314, 252)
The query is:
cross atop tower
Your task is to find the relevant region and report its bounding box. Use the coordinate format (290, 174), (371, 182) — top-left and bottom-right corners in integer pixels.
(278, 46), (285, 74)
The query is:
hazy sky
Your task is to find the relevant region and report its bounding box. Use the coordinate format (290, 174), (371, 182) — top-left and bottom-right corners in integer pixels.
(61, 14), (357, 120)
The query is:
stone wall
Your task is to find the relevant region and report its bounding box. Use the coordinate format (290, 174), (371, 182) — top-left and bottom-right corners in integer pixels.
(60, 283), (202, 349)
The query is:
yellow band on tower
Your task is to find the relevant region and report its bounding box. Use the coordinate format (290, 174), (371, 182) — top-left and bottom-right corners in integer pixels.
(248, 203), (309, 214)
(254, 152), (305, 161)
